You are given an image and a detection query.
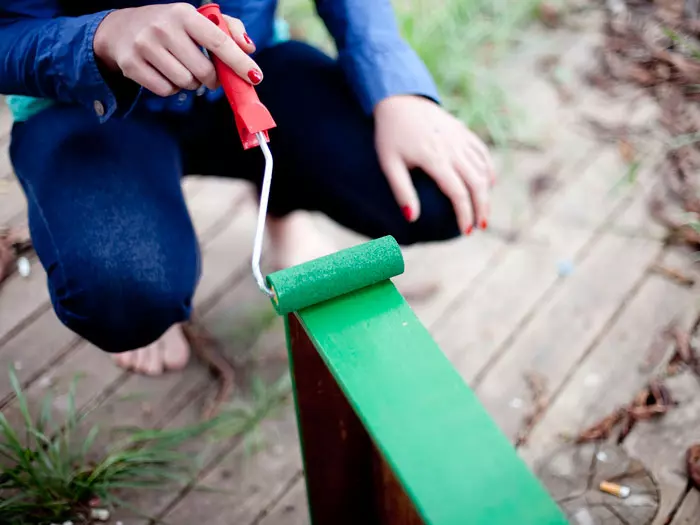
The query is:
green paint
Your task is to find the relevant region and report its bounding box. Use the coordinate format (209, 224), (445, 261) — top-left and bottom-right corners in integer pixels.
(295, 281), (568, 525)
(266, 236), (404, 315)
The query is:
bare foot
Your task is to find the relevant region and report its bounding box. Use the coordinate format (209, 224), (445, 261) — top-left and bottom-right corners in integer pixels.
(267, 211), (337, 270)
(112, 323), (190, 376)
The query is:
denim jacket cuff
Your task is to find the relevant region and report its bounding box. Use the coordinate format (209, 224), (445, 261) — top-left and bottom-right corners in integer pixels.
(339, 41), (441, 115)
(56, 10), (142, 122)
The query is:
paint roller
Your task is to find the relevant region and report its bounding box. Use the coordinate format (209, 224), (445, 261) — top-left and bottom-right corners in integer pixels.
(200, 3), (405, 314)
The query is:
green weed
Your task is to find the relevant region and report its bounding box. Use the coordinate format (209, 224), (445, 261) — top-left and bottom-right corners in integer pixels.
(0, 367), (290, 524)
(279, 0), (551, 144)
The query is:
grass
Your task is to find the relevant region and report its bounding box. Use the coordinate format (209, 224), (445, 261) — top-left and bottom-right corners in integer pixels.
(0, 367), (291, 524)
(279, 0), (553, 145)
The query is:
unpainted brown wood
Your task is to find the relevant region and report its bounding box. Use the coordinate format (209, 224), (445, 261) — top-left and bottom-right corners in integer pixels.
(475, 231), (660, 441)
(285, 312), (424, 525)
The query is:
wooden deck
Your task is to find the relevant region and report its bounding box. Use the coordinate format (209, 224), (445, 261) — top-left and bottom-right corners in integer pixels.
(1, 7), (699, 524)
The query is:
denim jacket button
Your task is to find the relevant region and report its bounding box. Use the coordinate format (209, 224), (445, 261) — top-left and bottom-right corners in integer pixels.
(93, 100), (105, 117)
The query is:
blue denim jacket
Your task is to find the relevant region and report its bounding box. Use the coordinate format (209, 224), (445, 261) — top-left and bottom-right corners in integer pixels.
(0, 1), (440, 122)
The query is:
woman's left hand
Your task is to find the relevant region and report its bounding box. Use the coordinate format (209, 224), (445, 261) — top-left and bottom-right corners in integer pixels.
(374, 95), (496, 234)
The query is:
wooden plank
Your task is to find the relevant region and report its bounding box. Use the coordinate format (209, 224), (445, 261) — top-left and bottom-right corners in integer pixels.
(670, 489), (700, 524)
(520, 247), (700, 468)
(293, 280), (567, 524)
(256, 476), (309, 525)
(119, 280), (290, 523)
(151, 400), (301, 525)
(285, 313), (424, 525)
(624, 371), (700, 525)
(475, 231), (660, 441)
(431, 143), (660, 384)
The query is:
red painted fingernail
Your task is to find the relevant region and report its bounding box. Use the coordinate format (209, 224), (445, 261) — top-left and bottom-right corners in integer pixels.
(401, 205), (413, 221)
(243, 33), (253, 45)
(465, 225), (473, 236)
(248, 69), (263, 84)
(480, 219), (488, 230)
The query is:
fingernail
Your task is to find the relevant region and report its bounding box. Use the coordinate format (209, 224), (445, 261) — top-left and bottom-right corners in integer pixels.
(401, 205), (413, 221)
(248, 69), (263, 84)
(465, 225), (473, 236)
(243, 33), (254, 45)
(480, 219), (488, 230)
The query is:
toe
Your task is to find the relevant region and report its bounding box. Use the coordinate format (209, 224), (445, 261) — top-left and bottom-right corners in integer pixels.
(112, 350), (136, 371)
(143, 345), (165, 376)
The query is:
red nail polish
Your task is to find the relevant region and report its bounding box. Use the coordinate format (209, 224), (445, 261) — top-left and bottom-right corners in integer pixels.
(248, 69), (263, 84)
(243, 33), (253, 45)
(480, 219), (488, 230)
(401, 205), (412, 221)
(465, 225), (473, 236)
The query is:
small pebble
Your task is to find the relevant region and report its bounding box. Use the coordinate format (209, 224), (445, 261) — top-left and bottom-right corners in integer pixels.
(596, 451), (608, 462)
(38, 375), (53, 389)
(557, 259), (574, 277)
(90, 508), (110, 521)
(509, 397), (524, 409)
(17, 256), (31, 278)
(13, 360), (23, 371)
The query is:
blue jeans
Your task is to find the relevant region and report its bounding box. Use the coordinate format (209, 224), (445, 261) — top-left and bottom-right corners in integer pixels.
(9, 41), (460, 353)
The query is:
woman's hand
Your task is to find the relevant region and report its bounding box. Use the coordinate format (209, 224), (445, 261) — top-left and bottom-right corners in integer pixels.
(374, 95), (495, 234)
(93, 2), (261, 97)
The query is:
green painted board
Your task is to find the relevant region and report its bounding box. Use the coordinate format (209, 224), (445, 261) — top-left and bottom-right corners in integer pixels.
(295, 280), (568, 525)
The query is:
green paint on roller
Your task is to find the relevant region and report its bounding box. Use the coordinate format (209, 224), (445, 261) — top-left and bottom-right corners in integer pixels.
(266, 235), (404, 315)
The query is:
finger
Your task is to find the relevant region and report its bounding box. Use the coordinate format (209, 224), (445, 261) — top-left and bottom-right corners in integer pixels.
(121, 57), (178, 97)
(166, 36), (218, 89)
(185, 10), (263, 85)
(142, 46), (200, 90)
(223, 15), (256, 54)
(465, 129), (497, 185)
(378, 153), (421, 222)
(455, 154), (490, 230)
(423, 161), (474, 234)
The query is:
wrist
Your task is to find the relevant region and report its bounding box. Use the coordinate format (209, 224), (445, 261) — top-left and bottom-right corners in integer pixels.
(93, 10), (121, 71)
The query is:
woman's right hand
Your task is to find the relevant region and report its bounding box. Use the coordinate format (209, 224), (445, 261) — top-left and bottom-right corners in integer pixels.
(93, 2), (261, 97)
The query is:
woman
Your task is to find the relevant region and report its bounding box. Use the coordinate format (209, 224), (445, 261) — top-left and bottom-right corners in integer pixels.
(0, 1), (494, 375)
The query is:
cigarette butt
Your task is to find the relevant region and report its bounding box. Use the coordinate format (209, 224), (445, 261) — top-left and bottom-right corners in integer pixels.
(599, 480), (631, 498)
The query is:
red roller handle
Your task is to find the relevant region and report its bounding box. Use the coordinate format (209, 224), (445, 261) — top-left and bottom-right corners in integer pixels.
(197, 3), (276, 149)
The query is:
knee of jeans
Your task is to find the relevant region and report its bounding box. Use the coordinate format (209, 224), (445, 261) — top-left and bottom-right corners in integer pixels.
(51, 257), (198, 353)
(392, 173), (462, 246)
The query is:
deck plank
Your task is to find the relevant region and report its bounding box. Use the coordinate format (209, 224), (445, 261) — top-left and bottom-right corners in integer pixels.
(670, 489), (700, 525)
(475, 231), (661, 441)
(256, 476), (309, 525)
(431, 142), (661, 385)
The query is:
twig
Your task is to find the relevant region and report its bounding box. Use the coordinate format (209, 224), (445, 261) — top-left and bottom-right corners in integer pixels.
(182, 319), (236, 421)
(515, 372), (549, 447)
(650, 263), (696, 287)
